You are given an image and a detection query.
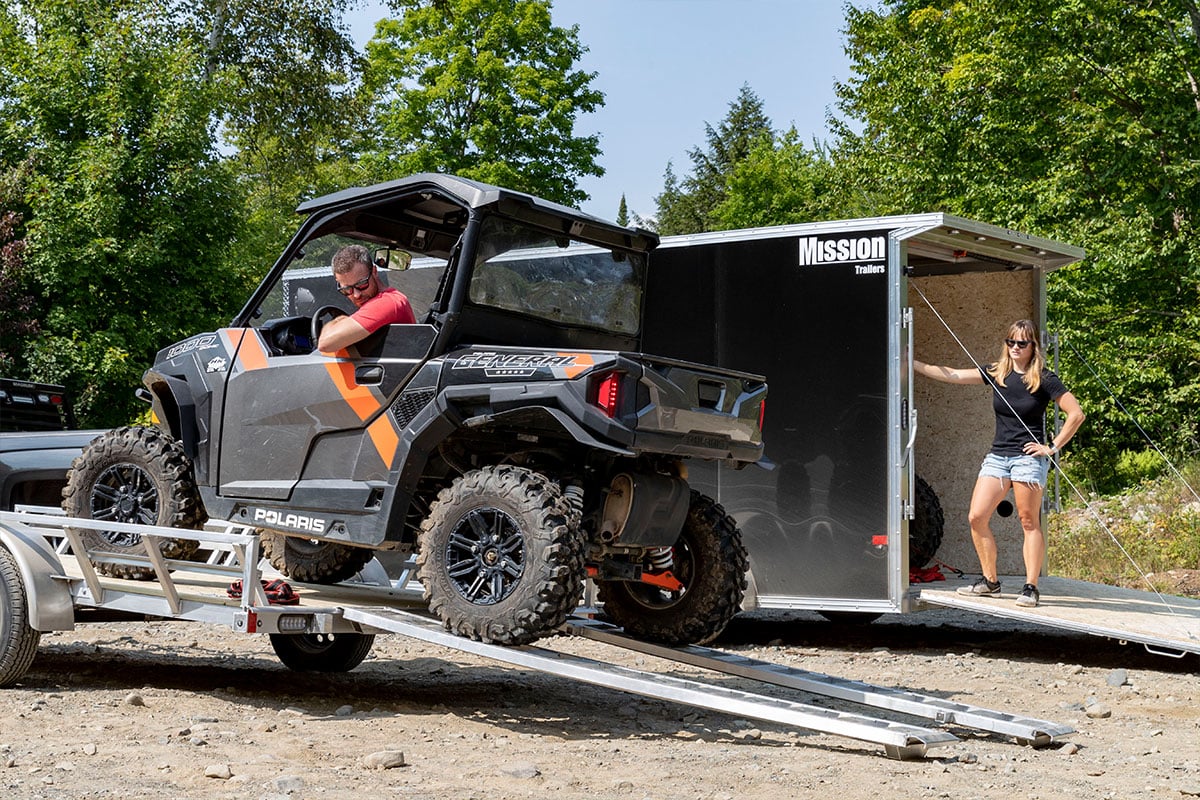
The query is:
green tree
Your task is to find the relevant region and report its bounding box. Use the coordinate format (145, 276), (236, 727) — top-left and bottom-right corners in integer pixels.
(361, 0), (604, 206)
(834, 0), (1200, 486)
(654, 84), (773, 235)
(190, 0), (366, 267)
(0, 165), (37, 376)
(0, 0), (368, 424)
(616, 194), (629, 226)
(0, 1), (245, 425)
(711, 129), (845, 230)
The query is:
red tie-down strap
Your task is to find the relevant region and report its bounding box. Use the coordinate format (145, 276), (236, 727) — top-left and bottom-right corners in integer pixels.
(909, 565), (946, 583)
(227, 578), (301, 605)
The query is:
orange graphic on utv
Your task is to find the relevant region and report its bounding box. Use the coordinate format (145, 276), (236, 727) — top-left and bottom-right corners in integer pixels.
(323, 360), (400, 469)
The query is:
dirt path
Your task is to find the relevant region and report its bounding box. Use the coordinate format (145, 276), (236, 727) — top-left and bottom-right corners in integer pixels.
(3, 609), (1198, 800)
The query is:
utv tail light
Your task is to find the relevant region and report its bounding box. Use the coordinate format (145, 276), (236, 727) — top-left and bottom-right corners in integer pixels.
(759, 399), (766, 430)
(593, 371), (622, 418)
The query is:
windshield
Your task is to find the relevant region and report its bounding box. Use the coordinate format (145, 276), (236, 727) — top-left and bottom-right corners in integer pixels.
(468, 217), (644, 334)
(251, 233), (448, 327)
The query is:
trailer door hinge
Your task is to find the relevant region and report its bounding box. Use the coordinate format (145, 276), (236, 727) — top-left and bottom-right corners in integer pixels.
(903, 500), (914, 520)
(902, 307), (913, 327)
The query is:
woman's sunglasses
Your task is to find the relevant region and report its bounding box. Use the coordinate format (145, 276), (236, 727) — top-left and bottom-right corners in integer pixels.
(1004, 338), (1032, 350)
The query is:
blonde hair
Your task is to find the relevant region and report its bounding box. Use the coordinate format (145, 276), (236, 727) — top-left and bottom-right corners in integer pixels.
(987, 319), (1045, 393)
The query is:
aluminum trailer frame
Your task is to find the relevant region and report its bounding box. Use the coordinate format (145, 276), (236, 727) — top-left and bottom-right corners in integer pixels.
(0, 508), (1071, 759)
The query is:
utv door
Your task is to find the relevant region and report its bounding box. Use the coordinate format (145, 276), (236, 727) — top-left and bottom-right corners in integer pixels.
(217, 324), (436, 501)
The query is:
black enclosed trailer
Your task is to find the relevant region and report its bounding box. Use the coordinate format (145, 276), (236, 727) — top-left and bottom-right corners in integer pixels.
(642, 214), (1200, 656)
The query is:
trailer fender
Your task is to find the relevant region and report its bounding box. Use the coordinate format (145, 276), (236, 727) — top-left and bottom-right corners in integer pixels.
(0, 522), (75, 632)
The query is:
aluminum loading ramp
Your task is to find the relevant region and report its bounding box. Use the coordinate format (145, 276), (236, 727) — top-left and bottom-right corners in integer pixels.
(564, 618), (1072, 746)
(1, 510), (1071, 759)
(919, 575), (1200, 657)
(347, 606), (957, 760)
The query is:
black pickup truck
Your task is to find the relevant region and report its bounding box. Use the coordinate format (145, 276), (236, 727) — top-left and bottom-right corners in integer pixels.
(0, 378), (100, 510)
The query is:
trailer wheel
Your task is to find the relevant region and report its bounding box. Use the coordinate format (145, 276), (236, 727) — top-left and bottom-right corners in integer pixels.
(417, 465), (585, 646)
(269, 632), (375, 672)
(910, 474), (945, 569)
(597, 491), (748, 646)
(62, 426), (202, 580)
(259, 530), (375, 585)
(0, 545), (40, 688)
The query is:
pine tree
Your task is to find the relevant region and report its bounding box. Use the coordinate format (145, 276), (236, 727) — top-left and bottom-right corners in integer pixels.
(654, 84), (773, 235)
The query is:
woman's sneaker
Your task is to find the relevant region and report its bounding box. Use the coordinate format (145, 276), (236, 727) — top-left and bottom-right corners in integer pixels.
(956, 577), (1001, 596)
(1015, 583), (1040, 608)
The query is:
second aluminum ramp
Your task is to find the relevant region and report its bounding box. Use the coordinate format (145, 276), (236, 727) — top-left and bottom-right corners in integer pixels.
(566, 618), (1072, 746)
(343, 605), (956, 760)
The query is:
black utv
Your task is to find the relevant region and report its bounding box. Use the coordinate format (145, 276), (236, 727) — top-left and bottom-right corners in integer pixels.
(64, 174), (767, 647)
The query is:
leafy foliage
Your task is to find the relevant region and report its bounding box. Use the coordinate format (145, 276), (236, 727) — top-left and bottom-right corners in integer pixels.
(0, 1), (245, 425)
(832, 0), (1200, 485)
(710, 130), (846, 230)
(189, 0), (366, 268)
(1048, 460), (1200, 589)
(0, 165), (37, 375)
(361, 0), (603, 206)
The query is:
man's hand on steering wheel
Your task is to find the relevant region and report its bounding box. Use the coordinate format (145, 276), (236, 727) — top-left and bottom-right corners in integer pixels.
(311, 304), (348, 346)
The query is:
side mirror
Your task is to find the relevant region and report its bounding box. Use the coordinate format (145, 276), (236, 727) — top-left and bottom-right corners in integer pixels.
(374, 248), (412, 271)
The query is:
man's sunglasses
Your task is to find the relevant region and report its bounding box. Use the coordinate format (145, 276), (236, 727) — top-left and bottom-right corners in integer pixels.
(1004, 338), (1032, 350)
(335, 274), (372, 296)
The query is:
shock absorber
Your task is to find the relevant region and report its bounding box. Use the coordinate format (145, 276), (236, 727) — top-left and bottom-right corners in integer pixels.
(646, 546), (674, 572)
(563, 484), (584, 529)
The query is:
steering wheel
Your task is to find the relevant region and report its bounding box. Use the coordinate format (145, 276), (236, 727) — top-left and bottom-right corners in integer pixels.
(311, 304), (348, 346)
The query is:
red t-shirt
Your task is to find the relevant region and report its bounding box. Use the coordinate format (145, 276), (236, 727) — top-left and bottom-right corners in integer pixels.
(351, 287), (416, 334)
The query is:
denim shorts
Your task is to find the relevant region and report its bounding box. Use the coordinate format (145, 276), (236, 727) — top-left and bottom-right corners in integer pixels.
(978, 452), (1049, 487)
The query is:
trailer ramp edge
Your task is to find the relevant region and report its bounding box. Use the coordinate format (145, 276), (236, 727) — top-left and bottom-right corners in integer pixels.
(343, 606), (956, 759)
(919, 575), (1200, 657)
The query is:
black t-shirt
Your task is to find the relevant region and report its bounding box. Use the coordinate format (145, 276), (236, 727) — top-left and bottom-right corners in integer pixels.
(978, 365), (1068, 456)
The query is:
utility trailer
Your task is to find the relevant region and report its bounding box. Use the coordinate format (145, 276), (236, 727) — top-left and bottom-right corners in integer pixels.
(642, 214), (1200, 657)
(0, 507), (1071, 760)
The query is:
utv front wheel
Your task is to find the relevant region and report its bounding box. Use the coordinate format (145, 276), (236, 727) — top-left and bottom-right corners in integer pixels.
(596, 491), (747, 646)
(62, 426), (202, 580)
(417, 465), (585, 646)
(259, 531), (375, 585)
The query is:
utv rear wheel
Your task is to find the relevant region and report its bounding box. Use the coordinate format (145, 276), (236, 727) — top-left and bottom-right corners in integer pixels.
(269, 632), (375, 672)
(417, 465), (585, 646)
(62, 426), (202, 580)
(597, 491), (747, 646)
(259, 531), (375, 585)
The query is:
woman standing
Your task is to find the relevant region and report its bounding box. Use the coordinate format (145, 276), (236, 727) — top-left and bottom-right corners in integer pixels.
(914, 320), (1085, 607)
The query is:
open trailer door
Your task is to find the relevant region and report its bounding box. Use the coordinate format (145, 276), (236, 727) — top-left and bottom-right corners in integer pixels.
(644, 220), (908, 614)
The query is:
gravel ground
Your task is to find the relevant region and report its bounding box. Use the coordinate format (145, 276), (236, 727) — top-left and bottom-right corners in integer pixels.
(3, 607), (1198, 800)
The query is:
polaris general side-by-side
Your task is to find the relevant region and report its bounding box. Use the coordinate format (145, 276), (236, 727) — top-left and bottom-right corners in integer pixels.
(63, 174), (766, 647)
